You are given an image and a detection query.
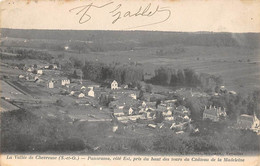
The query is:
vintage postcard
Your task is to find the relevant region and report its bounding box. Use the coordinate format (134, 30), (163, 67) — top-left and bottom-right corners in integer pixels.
(0, 0), (260, 166)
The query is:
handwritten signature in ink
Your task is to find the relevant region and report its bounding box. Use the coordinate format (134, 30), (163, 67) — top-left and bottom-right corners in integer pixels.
(69, 1), (172, 29)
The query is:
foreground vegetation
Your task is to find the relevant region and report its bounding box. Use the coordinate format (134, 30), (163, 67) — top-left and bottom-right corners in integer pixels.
(1, 109), (259, 154)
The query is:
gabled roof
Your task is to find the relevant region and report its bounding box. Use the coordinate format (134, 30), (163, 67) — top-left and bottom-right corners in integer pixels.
(74, 91), (85, 96)
(239, 114), (254, 122)
(111, 80), (118, 84)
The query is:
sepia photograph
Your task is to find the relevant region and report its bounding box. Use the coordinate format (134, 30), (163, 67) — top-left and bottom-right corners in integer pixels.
(0, 0), (260, 165)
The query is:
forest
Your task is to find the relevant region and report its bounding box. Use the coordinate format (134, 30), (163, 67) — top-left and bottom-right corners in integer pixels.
(79, 60), (223, 93)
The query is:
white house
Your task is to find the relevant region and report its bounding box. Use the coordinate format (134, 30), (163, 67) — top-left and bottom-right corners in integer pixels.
(203, 105), (226, 122)
(129, 93), (137, 100)
(53, 64), (58, 69)
(34, 76), (39, 81)
(148, 124), (156, 128)
(165, 117), (174, 121)
(88, 88), (95, 97)
(237, 113), (260, 132)
(37, 70), (43, 75)
(128, 107), (134, 115)
(47, 81), (54, 88)
(61, 79), (70, 86)
(81, 86), (86, 90)
(70, 91), (75, 95)
(112, 124), (118, 132)
(78, 93), (85, 98)
(27, 68), (33, 72)
(64, 46), (69, 50)
(113, 109), (124, 117)
(111, 80), (119, 90)
(142, 101), (146, 107)
(18, 75), (25, 79)
(163, 110), (172, 117)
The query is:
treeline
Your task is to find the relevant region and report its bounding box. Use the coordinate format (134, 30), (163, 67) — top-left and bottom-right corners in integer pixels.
(148, 67), (223, 92)
(3, 29), (259, 49)
(0, 48), (54, 61)
(82, 61), (144, 84)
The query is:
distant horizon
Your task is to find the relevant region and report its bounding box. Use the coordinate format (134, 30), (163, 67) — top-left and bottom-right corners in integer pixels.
(1, 28), (260, 34)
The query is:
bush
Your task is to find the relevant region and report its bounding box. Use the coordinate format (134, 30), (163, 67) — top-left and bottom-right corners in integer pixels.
(54, 138), (85, 151)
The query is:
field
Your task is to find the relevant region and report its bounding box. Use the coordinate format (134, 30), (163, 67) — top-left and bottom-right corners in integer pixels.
(1, 29), (259, 95)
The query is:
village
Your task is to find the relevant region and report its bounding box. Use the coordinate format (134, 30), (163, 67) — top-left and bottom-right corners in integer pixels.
(1, 59), (260, 136)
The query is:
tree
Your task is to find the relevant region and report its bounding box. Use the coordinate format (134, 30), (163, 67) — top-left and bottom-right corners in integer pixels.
(145, 84), (153, 93)
(154, 111), (164, 123)
(49, 64), (54, 69)
(138, 90), (145, 100)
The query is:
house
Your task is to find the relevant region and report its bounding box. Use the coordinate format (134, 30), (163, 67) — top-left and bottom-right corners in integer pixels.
(173, 106), (191, 116)
(163, 99), (176, 108)
(47, 81), (54, 88)
(157, 103), (167, 112)
(74, 92), (85, 98)
(88, 85), (100, 89)
(123, 106), (135, 116)
(109, 100), (125, 109)
(145, 101), (157, 110)
(81, 86), (86, 90)
(164, 116), (174, 121)
(129, 93), (137, 100)
(34, 76), (39, 81)
(61, 79), (70, 86)
(37, 70), (43, 75)
(203, 105), (227, 122)
(18, 75), (25, 79)
(237, 114), (260, 132)
(78, 93), (85, 98)
(163, 110), (172, 117)
(148, 124), (157, 129)
(112, 124), (119, 132)
(64, 46), (69, 50)
(141, 101), (146, 107)
(171, 122), (188, 131)
(109, 93), (138, 109)
(229, 91), (237, 95)
(219, 86), (227, 94)
(183, 115), (191, 122)
(88, 88), (95, 97)
(145, 109), (155, 119)
(113, 108), (125, 117)
(35, 78), (43, 83)
(27, 68), (33, 72)
(70, 91), (75, 95)
(111, 80), (119, 90)
(52, 64), (58, 69)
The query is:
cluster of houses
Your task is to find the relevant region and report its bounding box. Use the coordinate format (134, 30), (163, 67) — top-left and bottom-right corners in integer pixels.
(18, 63), (59, 84)
(109, 88), (193, 134)
(16, 64), (260, 135)
(202, 105), (260, 134)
